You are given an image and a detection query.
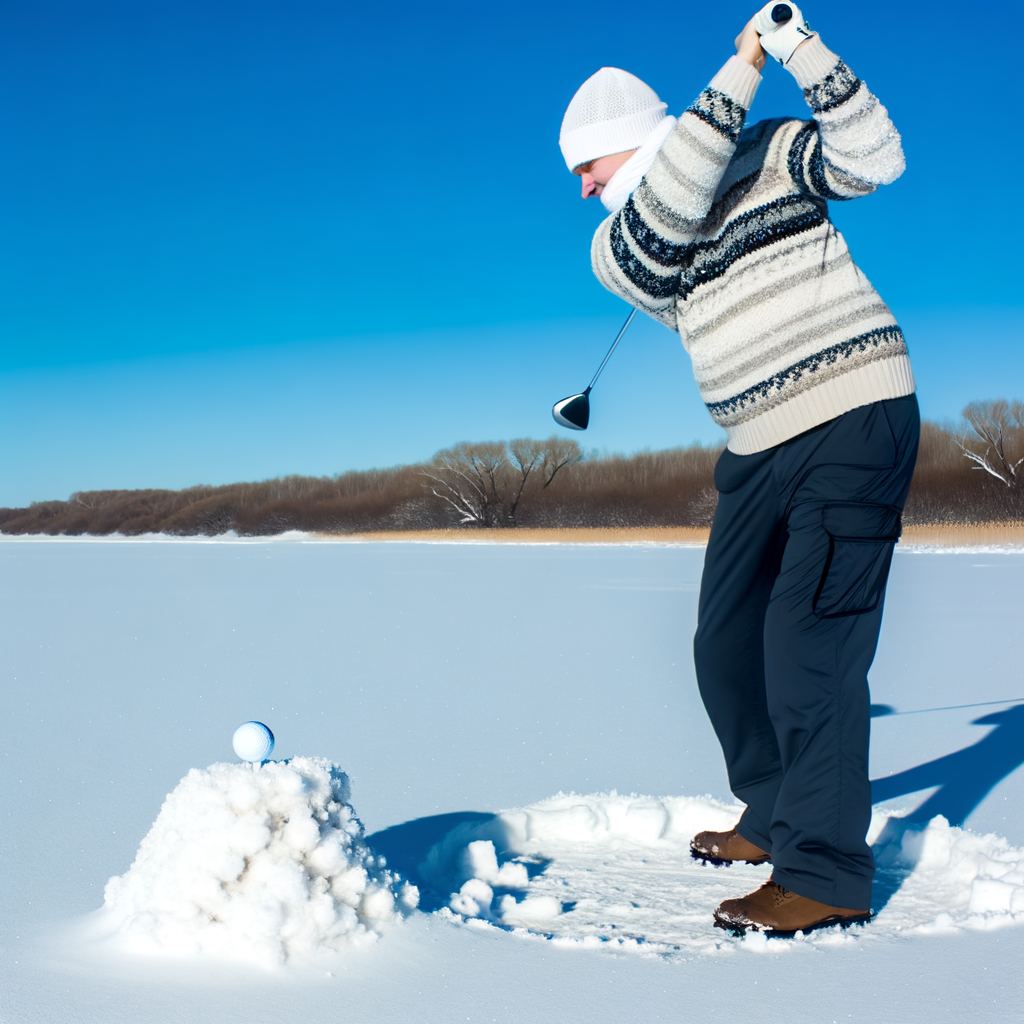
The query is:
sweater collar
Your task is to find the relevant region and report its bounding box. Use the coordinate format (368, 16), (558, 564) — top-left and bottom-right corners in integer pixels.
(600, 115), (677, 214)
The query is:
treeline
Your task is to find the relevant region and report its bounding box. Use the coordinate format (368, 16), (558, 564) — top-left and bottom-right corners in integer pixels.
(904, 401), (1023, 525)
(2, 401), (1021, 537)
(0, 445), (720, 536)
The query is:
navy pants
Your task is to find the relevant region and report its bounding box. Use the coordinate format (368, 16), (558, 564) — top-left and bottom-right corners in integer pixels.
(694, 395), (920, 910)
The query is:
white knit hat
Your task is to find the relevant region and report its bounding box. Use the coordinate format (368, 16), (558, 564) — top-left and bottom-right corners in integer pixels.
(559, 67), (668, 172)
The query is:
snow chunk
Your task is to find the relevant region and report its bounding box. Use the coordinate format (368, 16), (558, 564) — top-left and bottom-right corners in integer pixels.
(100, 757), (417, 965)
(499, 895), (562, 928)
(461, 840), (529, 889)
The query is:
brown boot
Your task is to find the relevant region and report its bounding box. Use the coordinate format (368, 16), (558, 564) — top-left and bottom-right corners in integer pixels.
(690, 828), (771, 866)
(713, 879), (871, 936)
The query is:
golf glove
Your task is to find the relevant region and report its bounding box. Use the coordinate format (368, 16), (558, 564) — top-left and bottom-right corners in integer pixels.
(752, 2), (815, 64)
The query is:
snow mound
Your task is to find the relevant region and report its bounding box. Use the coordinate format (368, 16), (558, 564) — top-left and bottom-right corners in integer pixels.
(872, 813), (1024, 931)
(100, 757), (418, 965)
(422, 792), (1024, 954)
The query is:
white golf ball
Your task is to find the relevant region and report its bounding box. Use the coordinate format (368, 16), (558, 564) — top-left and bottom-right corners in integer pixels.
(232, 721), (274, 762)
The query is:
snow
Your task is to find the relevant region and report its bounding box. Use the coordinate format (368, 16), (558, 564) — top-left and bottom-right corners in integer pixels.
(2, 537), (1023, 1022)
(423, 795), (1024, 951)
(98, 758), (417, 965)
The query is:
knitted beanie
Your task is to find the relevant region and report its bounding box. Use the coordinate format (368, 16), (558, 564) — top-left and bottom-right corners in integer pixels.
(559, 67), (668, 172)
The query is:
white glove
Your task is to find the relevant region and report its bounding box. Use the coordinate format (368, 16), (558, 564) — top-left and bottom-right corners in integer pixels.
(752, 2), (815, 64)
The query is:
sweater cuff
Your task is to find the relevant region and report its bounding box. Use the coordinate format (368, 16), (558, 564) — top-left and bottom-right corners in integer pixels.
(784, 36), (841, 89)
(710, 56), (761, 110)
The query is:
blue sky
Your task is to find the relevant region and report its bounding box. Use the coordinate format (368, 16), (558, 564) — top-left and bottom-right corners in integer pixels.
(1, 0), (1021, 506)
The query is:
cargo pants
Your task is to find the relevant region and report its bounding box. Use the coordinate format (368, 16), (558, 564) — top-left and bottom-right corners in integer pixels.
(693, 394), (920, 910)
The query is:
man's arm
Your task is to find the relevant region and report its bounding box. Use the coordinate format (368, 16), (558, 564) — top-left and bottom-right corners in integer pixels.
(783, 36), (906, 200)
(591, 54), (762, 329)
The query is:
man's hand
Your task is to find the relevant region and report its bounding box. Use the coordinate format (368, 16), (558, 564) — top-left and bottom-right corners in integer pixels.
(735, 19), (767, 71)
(752, 2), (815, 64)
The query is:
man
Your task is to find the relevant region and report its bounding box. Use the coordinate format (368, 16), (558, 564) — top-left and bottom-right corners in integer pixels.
(559, 4), (919, 933)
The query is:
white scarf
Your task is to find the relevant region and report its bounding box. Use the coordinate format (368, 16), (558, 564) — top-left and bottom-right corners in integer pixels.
(600, 115), (677, 214)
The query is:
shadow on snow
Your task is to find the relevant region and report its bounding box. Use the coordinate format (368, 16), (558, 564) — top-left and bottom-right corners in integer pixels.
(869, 703), (1024, 913)
(365, 706), (1024, 921)
(367, 811), (545, 912)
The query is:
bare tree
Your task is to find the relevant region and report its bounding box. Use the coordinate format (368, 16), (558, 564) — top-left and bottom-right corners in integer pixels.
(540, 437), (583, 488)
(506, 439), (545, 525)
(953, 400), (1024, 487)
(424, 437), (584, 528)
(423, 442), (509, 527)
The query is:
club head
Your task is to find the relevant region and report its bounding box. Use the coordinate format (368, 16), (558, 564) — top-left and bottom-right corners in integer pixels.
(552, 392), (590, 431)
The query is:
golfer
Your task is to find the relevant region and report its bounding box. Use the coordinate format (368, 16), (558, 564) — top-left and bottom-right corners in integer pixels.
(559, 3), (918, 933)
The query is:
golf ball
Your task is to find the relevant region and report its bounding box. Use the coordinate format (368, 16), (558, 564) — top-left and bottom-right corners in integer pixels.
(232, 721), (274, 762)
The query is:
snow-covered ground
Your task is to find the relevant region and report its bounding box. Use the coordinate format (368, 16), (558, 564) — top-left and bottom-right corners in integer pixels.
(2, 536), (1023, 1022)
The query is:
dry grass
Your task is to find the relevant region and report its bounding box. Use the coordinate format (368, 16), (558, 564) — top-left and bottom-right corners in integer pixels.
(317, 523), (1024, 547)
(313, 526), (713, 544)
(899, 523), (1024, 548)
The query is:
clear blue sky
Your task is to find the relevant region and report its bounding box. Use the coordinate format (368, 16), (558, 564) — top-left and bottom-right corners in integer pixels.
(1, 0), (1021, 506)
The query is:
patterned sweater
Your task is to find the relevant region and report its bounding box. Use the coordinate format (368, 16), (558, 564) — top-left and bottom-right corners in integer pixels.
(591, 38), (915, 455)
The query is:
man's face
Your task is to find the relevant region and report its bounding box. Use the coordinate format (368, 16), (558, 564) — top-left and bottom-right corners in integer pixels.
(573, 149), (637, 199)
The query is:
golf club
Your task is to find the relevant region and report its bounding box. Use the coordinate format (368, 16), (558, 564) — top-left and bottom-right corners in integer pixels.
(552, 307), (637, 430)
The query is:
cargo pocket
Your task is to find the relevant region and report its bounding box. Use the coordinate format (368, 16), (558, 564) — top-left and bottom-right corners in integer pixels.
(812, 504), (902, 618)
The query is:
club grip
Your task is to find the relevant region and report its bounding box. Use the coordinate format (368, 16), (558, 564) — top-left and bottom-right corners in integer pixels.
(771, 3), (792, 22)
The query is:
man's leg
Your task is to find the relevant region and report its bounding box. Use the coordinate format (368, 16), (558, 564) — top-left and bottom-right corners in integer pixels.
(694, 448), (787, 851)
(763, 396), (920, 910)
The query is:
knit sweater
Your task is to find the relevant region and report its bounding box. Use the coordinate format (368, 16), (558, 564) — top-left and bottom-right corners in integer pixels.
(591, 38), (915, 455)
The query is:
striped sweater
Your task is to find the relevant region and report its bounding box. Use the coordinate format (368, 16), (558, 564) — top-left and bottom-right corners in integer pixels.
(591, 38), (915, 455)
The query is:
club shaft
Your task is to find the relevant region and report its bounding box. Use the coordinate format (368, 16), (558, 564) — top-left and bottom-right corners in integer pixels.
(587, 308), (637, 392)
